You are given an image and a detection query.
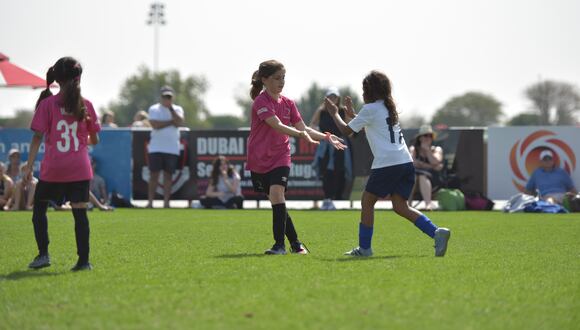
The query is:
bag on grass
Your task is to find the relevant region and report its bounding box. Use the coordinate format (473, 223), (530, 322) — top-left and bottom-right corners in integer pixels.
(436, 189), (465, 211)
(464, 192), (495, 210)
(563, 194), (580, 212)
(111, 191), (134, 208)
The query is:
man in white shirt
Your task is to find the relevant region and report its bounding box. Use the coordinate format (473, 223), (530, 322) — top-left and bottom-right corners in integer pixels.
(147, 86), (185, 208)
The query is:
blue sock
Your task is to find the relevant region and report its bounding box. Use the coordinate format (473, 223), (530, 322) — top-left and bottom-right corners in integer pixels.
(414, 214), (438, 238)
(358, 223), (373, 249)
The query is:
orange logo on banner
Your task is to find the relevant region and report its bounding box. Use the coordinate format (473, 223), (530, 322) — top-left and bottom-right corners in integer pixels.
(509, 130), (576, 192)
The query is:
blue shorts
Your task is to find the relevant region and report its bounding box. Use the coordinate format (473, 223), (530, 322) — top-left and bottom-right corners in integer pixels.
(365, 162), (415, 199)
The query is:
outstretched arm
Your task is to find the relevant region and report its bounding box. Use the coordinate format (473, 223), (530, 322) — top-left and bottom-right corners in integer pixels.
(264, 116), (318, 144)
(324, 97), (355, 137)
(295, 120), (346, 150)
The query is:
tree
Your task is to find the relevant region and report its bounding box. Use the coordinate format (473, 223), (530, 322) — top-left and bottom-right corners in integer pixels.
(206, 115), (246, 129)
(525, 80), (580, 125)
(506, 113), (541, 126)
(431, 92), (503, 127)
(107, 66), (210, 128)
(399, 112), (427, 128)
(235, 82), (363, 126)
(234, 84), (252, 126)
(0, 109), (34, 128)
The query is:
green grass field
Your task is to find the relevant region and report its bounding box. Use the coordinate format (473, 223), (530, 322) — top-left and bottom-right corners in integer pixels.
(1, 209), (579, 329)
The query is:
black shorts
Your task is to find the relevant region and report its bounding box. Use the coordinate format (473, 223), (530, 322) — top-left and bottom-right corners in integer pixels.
(148, 152), (179, 173)
(251, 166), (290, 194)
(34, 180), (90, 204)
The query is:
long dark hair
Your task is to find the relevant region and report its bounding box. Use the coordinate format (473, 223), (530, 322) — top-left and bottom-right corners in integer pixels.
(362, 70), (398, 124)
(210, 156), (234, 186)
(250, 60), (284, 100)
(35, 57), (86, 121)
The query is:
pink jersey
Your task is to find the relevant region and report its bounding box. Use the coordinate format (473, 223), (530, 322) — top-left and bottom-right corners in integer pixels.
(31, 94), (101, 182)
(246, 91), (302, 173)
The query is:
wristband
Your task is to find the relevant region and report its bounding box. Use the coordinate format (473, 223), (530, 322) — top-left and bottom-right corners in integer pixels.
(324, 132), (332, 142)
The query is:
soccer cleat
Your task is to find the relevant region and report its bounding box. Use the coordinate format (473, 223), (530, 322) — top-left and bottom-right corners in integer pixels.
(28, 255), (51, 269)
(344, 246), (373, 257)
(71, 262), (93, 272)
(290, 242), (309, 255)
(264, 245), (287, 255)
(434, 228), (451, 257)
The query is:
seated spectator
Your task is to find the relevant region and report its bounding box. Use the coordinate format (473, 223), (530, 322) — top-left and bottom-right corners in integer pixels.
(524, 150), (577, 204)
(408, 125), (444, 211)
(5, 149), (37, 211)
(0, 162), (14, 210)
(131, 110), (151, 128)
(101, 110), (118, 128)
(90, 159), (109, 205)
(10, 164), (38, 210)
(200, 156), (244, 209)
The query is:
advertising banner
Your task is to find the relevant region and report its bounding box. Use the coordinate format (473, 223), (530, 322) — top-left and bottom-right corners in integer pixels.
(132, 129), (195, 200)
(0, 128), (132, 198)
(488, 127), (580, 199)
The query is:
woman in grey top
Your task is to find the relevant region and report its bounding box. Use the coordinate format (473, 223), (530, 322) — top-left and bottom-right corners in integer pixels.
(200, 156), (244, 209)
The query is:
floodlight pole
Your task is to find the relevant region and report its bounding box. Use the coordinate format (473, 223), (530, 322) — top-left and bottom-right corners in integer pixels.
(147, 2), (166, 74)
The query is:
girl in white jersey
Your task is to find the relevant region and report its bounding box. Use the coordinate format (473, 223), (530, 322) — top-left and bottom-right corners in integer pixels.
(324, 70), (451, 257)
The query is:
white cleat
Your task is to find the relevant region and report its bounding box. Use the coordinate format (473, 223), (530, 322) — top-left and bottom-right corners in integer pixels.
(28, 255), (51, 269)
(264, 245), (287, 255)
(344, 246), (373, 257)
(434, 228), (451, 257)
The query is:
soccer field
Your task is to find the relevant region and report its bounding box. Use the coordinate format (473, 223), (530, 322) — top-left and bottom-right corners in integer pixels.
(1, 209), (578, 329)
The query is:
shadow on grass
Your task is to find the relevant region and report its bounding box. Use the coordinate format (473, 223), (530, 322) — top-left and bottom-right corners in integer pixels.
(320, 255), (403, 262)
(0, 270), (62, 281)
(215, 253), (268, 259)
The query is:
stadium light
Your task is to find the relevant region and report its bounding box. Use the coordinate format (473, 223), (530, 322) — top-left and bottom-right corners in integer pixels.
(146, 2), (166, 74)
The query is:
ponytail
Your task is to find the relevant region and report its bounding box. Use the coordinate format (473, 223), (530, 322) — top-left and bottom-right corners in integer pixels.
(35, 67), (55, 110)
(384, 97), (398, 125)
(250, 70), (263, 100)
(36, 57), (86, 120)
(249, 60), (285, 100)
(363, 70), (399, 124)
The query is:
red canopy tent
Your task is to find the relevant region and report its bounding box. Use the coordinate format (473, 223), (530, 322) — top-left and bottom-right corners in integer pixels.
(0, 53), (47, 89)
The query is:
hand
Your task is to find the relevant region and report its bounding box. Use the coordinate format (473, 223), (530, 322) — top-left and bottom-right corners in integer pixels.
(326, 133), (347, 150)
(344, 96), (356, 117)
(299, 131), (319, 145)
(22, 164), (33, 183)
(324, 97), (339, 116)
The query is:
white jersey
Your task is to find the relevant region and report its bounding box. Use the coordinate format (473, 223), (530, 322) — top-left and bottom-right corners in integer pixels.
(147, 103), (184, 155)
(348, 100), (412, 169)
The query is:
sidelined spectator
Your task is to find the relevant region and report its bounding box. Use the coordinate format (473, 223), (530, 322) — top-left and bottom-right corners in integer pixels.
(0, 162), (14, 210)
(5, 149), (37, 211)
(524, 150), (577, 204)
(101, 110), (118, 128)
(200, 156), (244, 209)
(131, 110), (151, 128)
(310, 87), (354, 210)
(408, 125), (443, 211)
(146, 85), (184, 208)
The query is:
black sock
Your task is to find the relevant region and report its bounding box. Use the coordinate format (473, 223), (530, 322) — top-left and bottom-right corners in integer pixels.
(272, 203), (287, 246)
(32, 201), (49, 256)
(72, 208), (90, 264)
(285, 212), (299, 243)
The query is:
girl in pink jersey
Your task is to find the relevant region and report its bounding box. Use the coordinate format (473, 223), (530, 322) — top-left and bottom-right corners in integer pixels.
(23, 57), (101, 271)
(325, 70), (451, 257)
(247, 60), (346, 255)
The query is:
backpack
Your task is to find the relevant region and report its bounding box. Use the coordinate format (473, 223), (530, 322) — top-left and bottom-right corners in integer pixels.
(436, 189), (465, 211)
(464, 192), (495, 211)
(111, 191), (134, 208)
(563, 194), (580, 212)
